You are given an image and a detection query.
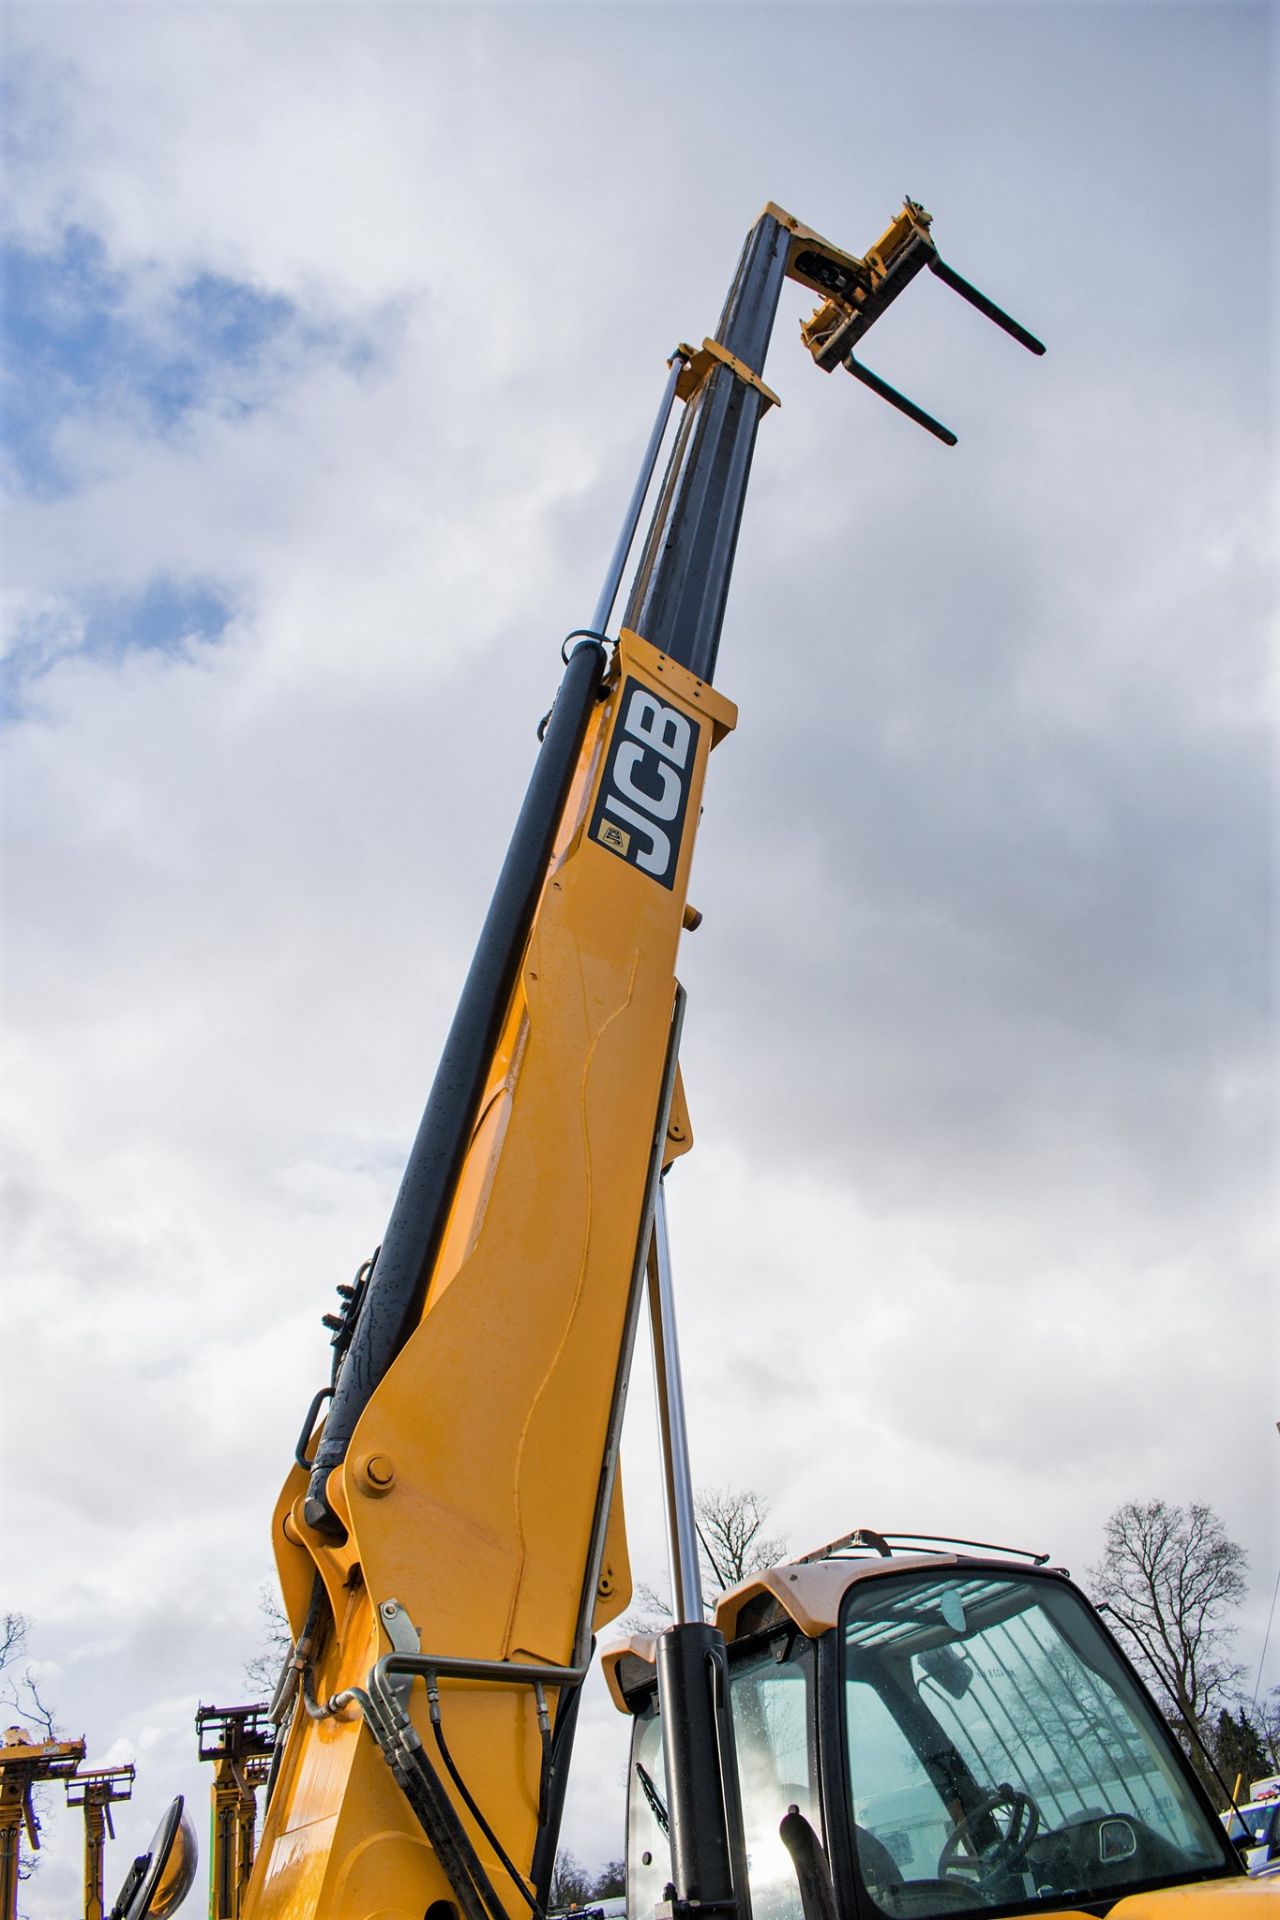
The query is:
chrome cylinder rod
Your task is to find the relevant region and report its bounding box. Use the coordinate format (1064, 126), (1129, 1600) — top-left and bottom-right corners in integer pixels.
(647, 1179), (703, 1625)
(590, 350), (688, 638)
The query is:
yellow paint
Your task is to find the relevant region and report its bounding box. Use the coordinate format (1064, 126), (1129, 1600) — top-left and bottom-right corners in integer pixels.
(1106, 1886), (1280, 1917)
(247, 631), (736, 1918)
(675, 339), (781, 413)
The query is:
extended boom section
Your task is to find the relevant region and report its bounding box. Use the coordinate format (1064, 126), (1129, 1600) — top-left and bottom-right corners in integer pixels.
(253, 633), (736, 1918)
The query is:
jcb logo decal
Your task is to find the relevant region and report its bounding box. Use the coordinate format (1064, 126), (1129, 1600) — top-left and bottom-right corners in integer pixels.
(589, 679), (699, 891)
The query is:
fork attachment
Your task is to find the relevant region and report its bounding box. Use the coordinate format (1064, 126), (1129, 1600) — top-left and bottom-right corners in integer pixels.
(777, 197), (1044, 444)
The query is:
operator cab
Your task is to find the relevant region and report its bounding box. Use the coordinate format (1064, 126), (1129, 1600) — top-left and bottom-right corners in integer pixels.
(604, 1535), (1239, 1920)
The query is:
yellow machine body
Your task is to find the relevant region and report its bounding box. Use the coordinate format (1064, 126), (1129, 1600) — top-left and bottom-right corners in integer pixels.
(248, 632), (735, 1917)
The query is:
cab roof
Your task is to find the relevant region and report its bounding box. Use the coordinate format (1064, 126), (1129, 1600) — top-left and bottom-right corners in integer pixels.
(601, 1529), (1061, 1714)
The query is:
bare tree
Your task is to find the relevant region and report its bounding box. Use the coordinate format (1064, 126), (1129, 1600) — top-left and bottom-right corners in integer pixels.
(0, 1613), (57, 1739)
(0, 1616), (20, 1667)
(1088, 1500), (1248, 1778)
(548, 1847), (594, 1909)
(695, 1487), (786, 1593)
(1, 1614), (61, 1891)
(547, 1851), (626, 1910)
(243, 1583), (293, 1698)
(629, 1487), (787, 1630)
(591, 1859), (625, 1898)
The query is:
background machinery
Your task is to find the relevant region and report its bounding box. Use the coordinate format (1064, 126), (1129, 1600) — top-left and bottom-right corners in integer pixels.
(66, 1764), (135, 1920)
(196, 1706), (276, 1920)
(0, 1727), (85, 1920)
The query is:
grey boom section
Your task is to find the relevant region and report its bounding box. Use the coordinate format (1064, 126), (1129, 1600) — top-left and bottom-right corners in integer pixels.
(623, 211), (789, 686)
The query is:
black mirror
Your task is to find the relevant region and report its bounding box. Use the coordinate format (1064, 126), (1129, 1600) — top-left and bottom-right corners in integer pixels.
(110, 1794), (199, 1919)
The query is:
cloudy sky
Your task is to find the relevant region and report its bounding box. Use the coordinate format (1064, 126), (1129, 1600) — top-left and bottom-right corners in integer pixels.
(1, 3), (1274, 1913)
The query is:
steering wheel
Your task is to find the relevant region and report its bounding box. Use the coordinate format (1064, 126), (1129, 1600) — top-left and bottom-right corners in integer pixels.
(938, 1786), (1040, 1892)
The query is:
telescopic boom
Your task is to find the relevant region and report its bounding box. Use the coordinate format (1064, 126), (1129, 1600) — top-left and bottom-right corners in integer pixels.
(237, 198), (1041, 1920)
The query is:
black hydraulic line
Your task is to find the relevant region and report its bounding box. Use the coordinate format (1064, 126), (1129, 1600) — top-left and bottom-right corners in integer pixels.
(359, 1679), (505, 1920)
(267, 1575), (325, 1728)
(262, 1573), (326, 1813)
(425, 1674), (540, 1915)
(260, 1725), (286, 1816)
(303, 635), (607, 1534)
(623, 211), (791, 686)
(927, 257), (1046, 356)
(400, 1751), (505, 1920)
(532, 1684), (553, 1830)
(355, 1651), (590, 1915)
(844, 356), (958, 446)
(529, 1678), (585, 1908)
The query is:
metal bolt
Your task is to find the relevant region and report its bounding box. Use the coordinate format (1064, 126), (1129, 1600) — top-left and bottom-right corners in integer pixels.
(356, 1453), (397, 1497)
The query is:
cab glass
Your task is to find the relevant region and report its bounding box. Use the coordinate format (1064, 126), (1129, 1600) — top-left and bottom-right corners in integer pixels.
(840, 1570), (1233, 1915)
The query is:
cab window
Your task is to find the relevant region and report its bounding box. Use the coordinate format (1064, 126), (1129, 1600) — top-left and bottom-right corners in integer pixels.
(730, 1635), (815, 1920)
(626, 1633), (815, 1920)
(840, 1570), (1232, 1916)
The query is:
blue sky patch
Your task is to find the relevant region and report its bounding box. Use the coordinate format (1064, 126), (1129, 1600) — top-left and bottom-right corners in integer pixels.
(2, 225), (366, 496)
(3, 574), (236, 721)
(84, 575), (236, 659)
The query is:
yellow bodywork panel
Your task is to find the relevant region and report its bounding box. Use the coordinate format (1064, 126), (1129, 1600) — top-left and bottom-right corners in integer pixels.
(1107, 1889), (1280, 1919)
(592, 1457), (632, 1631)
(248, 632), (736, 1919)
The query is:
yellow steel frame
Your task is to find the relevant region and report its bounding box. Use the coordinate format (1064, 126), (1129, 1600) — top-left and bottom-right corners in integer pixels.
(209, 1754), (269, 1920)
(247, 630), (736, 1918)
(0, 1732), (86, 1920)
(66, 1764), (135, 1920)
